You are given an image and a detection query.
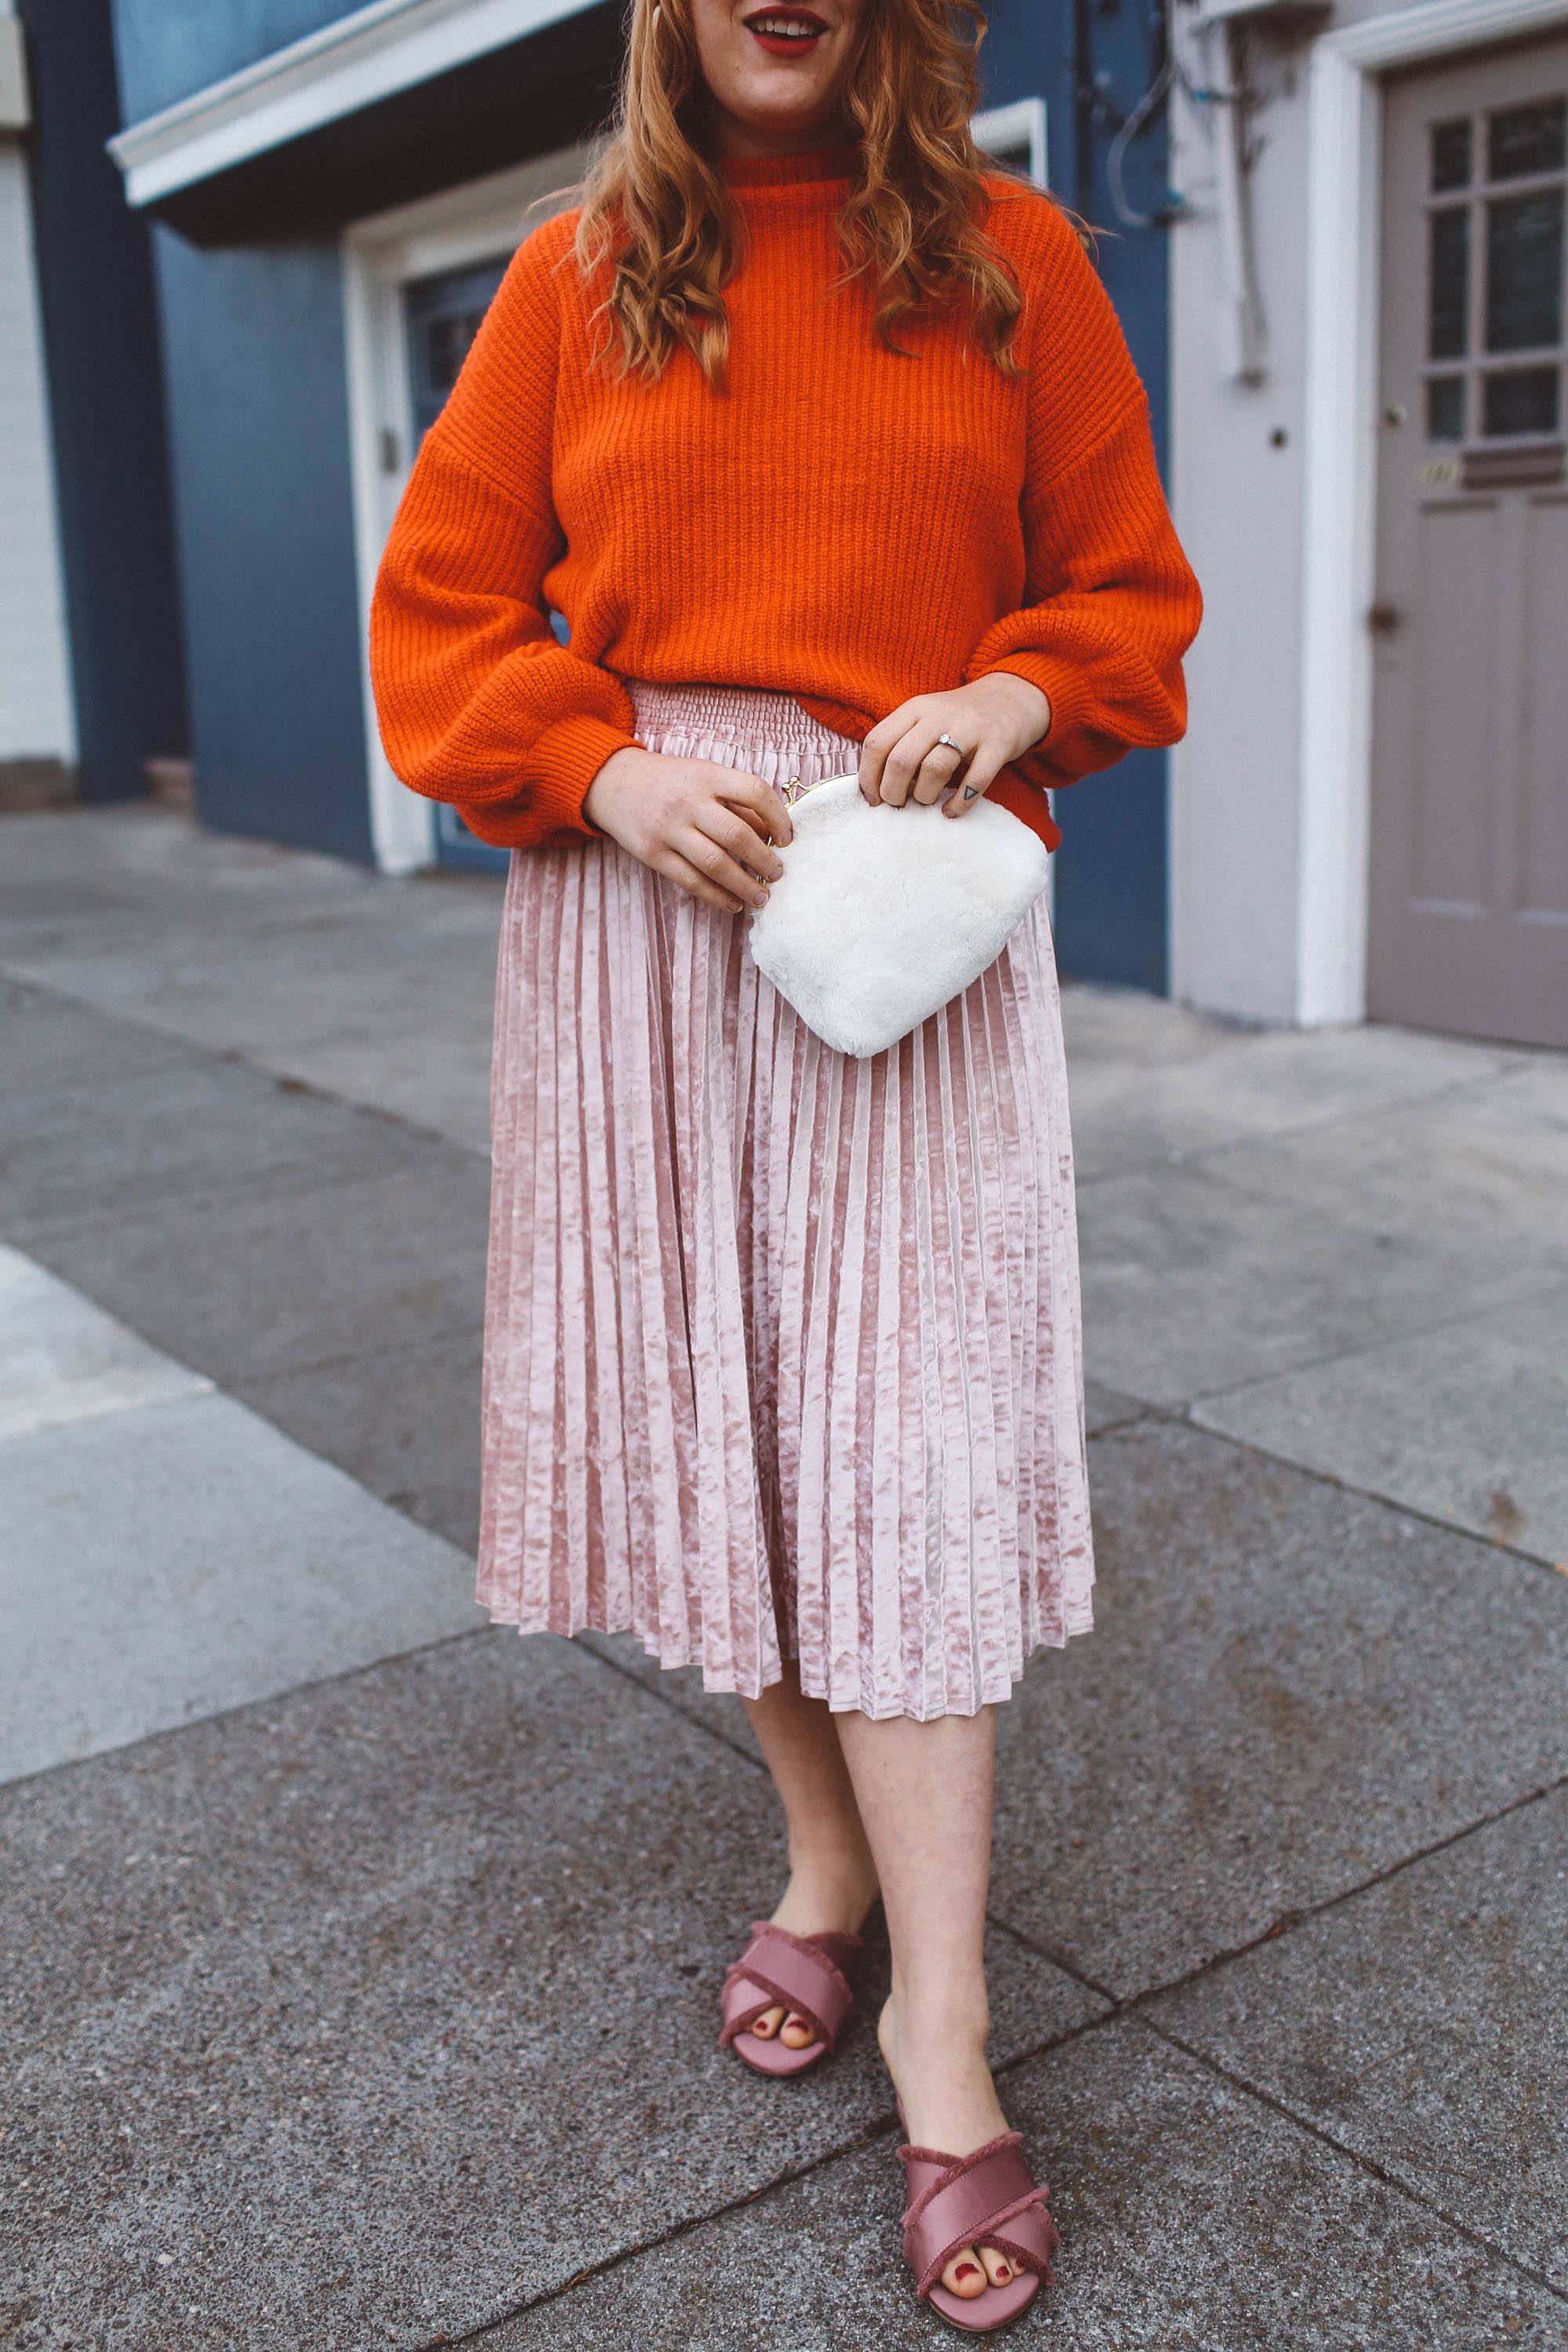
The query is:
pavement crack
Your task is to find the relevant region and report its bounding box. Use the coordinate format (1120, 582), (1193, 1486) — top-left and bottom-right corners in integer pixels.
(570, 1636), (769, 1774)
(1130, 2010), (1568, 2306)
(1082, 1403), (1568, 1582)
(1174, 1412), (1568, 1579)
(0, 1621), (493, 1795)
(0, 960), (494, 1163)
(1073, 1051), (1541, 1192)
(421, 2005), (1121, 2347)
(419, 2115), (903, 2345)
(989, 1769), (1567, 2022)
(1181, 1272), (1568, 1417)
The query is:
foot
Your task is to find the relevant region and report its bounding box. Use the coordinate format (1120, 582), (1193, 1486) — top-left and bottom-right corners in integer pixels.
(879, 1995), (1020, 2303)
(746, 1860), (879, 2053)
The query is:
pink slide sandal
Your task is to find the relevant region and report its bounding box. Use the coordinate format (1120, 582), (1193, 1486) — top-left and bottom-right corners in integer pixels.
(718, 1919), (862, 2078)
(897, 2126), (1059, 2333)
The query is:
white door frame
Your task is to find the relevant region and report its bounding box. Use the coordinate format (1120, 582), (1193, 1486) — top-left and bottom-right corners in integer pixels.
(343, 139), (601, 873)
(1297, 0), (1568, 1022)
(975, 94), (1049, 184)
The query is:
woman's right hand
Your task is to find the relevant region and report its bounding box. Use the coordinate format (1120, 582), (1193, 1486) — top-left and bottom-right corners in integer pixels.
(582, 746), (793, 915)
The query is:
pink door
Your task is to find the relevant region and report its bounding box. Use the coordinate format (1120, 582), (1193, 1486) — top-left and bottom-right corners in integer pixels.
(1369, 39), (1568, 1048)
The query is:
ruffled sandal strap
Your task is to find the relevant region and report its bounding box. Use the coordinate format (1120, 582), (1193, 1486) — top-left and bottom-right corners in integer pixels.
(717, 1921), (859, 2052)
(899, 2132), (1059, 2302)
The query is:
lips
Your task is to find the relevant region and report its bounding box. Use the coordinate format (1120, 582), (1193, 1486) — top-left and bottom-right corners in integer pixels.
(742, 5), (829, 50)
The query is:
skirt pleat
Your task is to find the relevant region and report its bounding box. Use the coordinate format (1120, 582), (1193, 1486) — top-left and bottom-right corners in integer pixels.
(477, 677), (1094, 1719)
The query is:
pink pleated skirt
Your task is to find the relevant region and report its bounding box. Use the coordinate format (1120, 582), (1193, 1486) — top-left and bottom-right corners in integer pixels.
(477, 678), (1094, 1719)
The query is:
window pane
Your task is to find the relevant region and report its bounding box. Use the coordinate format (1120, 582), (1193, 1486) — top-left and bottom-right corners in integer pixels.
(1425, 376), (1465, 439)
(426, 318), (464, 394)
(1487, 96), (1566, 181)
(1428, 207), (1470, 359)
(1486, 191), (1564, 350)
(1431, 117), (1473, 192)
(426, 307), (490, 395)
(1482, 365), (1560, 435)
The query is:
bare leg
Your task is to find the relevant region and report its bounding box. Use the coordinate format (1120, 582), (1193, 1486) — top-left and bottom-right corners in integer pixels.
(739, 1661), (880, 2047)
(834, 1706), (1017, 2300)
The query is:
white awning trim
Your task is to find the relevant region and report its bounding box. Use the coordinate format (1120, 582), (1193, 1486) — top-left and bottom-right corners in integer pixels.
(107, 0), (601, 208)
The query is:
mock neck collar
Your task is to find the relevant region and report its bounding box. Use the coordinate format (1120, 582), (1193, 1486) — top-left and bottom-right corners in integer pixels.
(712, 139), (861, 191)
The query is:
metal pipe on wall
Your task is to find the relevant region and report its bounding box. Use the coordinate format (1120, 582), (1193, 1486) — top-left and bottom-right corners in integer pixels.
(1208, 16), (1267, 380)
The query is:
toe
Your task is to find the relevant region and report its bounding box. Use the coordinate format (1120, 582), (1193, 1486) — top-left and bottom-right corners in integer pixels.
(778, 2012), (818, 2049)
(750, 2005), (784, 2041)
(978, 2245), (1014, 2288)
(941, 2247), (988, 2301)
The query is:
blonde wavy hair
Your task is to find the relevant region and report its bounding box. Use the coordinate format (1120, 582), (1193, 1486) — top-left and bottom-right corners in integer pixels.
(539, 0), (1045, 389)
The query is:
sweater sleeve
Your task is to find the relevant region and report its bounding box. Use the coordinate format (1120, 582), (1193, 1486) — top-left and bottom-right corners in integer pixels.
(368, 216), (640, 851)
(962, 201), (1203, 797)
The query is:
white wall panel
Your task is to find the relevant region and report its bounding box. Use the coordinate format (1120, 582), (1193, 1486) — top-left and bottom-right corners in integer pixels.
(1167, 13), (1312, 1024)
(0, 136), (74, 765)
(1167, 0), (1568, 1026)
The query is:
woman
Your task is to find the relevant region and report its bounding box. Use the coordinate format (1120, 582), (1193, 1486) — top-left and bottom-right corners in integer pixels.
(371, 0), (1200, 2324)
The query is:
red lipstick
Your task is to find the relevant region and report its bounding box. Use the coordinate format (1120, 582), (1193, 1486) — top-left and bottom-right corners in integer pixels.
(742, 6), (828, 56)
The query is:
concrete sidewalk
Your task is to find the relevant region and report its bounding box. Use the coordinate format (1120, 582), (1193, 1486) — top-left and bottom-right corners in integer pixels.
(2, 802), (1564, 2351)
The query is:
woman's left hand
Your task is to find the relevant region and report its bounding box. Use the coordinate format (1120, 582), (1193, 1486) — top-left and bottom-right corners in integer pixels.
(858, 673), (1051, 820)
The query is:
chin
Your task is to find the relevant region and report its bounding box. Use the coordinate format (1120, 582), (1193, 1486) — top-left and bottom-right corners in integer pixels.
(731, 87), (837, 132)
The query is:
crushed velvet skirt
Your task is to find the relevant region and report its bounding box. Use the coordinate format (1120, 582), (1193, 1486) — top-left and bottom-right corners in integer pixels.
(477, 678), (1094, 1719)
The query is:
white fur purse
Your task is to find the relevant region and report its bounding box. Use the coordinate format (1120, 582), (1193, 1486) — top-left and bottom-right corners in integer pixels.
(746, 771), (1052, 1059)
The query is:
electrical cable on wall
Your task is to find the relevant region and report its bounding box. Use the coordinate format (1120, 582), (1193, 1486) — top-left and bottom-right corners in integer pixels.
(1105, 0), (1189, 228)
(1195, 10), (1267, 380)
(1145, 0), (1269, 382)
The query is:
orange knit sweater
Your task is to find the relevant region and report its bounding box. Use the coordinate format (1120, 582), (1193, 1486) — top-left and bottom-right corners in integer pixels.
(369, 140), (1202, 855)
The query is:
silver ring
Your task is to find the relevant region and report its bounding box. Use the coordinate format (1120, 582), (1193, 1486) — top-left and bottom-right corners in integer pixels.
(936, 733), (962, 753)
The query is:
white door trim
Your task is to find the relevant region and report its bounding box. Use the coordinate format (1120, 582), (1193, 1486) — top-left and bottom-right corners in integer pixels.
(343, 141), (600, 873)
(1297, 0), (1568, 1022)
(974, 96), (1050, 184)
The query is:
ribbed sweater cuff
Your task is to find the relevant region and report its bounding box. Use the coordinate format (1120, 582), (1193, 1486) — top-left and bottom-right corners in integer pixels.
(528, 713), (642, 838)
(967, 652), (1097, 754)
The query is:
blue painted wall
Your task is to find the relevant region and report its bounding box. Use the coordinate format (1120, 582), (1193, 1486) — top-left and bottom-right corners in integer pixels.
(114, 0), (365, 119)
(149, 230), (372, 859)
(114, 0), (370, 854)
(982, 0), (1174, 992)
(19, 0), (186, 800)
(111, 0), (618, 866)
